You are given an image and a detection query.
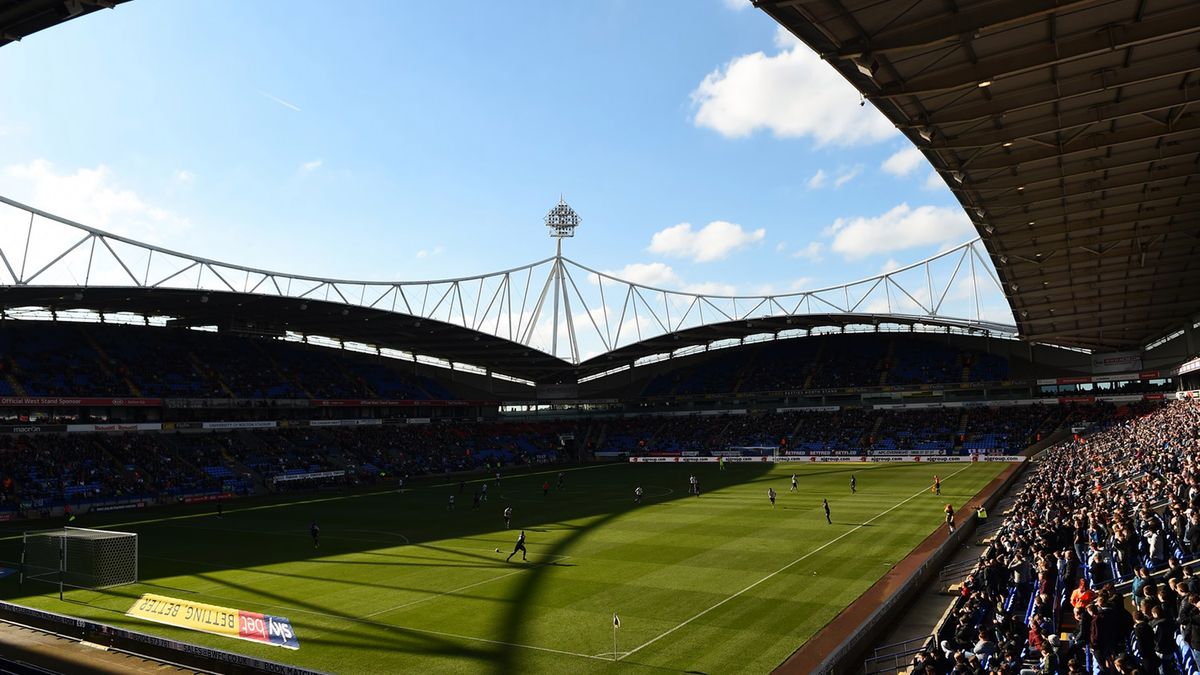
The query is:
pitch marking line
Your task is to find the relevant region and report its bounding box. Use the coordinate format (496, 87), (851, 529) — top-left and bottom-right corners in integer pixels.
(427, 461), (626, 489)
(362, 553), (571, 619)
(618, 464), (974, 660)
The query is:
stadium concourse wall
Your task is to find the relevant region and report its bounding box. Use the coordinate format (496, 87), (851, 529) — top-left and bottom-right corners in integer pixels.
(0, 600), (324, 675)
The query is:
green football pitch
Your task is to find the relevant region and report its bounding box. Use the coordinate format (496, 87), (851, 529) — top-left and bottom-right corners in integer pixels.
(0, 461), (1005, 674)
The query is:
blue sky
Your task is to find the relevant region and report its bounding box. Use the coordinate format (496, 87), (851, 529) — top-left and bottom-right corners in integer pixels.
(0, 0), (985, 302)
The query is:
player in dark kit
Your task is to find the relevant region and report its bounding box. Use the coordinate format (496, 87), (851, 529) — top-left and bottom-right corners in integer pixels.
(310, 521), (320, 548)
(634, 486), (643, 504)
(557, 472), (565, 490)
(850, 475), (856, 494)
(506, 531), (527, 562)
(768, 488), (776, 508)
(822, 499), (831, 524)
(503, 506), (513, 528)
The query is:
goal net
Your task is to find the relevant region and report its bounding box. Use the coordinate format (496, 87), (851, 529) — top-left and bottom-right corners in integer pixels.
(21, 527), (138, 590)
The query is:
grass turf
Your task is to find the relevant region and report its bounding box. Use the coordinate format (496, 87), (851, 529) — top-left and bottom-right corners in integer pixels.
(0, 461), (1004, 674)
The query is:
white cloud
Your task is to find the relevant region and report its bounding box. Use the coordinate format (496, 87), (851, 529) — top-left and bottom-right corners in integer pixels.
(806, 169), (827, 189)
(792, 241), (823, 262)
(3, 160), (189, 238)
(597, 262), (739, 296)
(299, 159), (323, 174)
(691, 27), (897, 146)
(684, 281), (738, 296)
(788, 277), (813, 291)
(833, 165), (862, 189)
(0, 160), (191, 287)
(923, 171), (946, 191)
(880, 258), (902, 273)
(774, 241), (787, 253)
(827, 203), (974, 260)
(722, 0), (752, 9)
(881, 147), (925, 177)
(416, 245), (444, 259)
(603, 262), (681, 288)
(648, 220), (765, 262)
(173, 169), (195, 185)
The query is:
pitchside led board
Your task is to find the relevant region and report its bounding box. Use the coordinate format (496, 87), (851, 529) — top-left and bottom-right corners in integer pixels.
(126, 593), (300, 650)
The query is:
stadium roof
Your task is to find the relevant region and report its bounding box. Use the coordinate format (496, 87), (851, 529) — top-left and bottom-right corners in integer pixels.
(760, 0), (1200, 352)
(0, 285), (573, 382)
(0, 0), (130, 47)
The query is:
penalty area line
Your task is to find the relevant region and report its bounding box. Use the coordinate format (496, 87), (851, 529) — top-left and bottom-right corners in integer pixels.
(618, 464), (974, 661)
(361, 553), (572, 619)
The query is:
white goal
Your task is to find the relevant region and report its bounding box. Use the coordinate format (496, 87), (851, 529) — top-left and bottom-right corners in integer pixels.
(21, 527), (138, 592)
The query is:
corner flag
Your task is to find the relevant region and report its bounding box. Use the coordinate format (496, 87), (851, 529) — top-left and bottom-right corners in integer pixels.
(611, 612), (621, 660)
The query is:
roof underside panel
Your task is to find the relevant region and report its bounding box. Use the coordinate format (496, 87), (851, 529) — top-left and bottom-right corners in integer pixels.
(0, 0), (132, 47)
(760, 0), (1200, 351)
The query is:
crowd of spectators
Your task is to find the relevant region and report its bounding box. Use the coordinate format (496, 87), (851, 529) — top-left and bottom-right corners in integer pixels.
(0, 371), (1174, 539)
(608, 404), (1088, 457)
(0, 418), (582, 513)
(0, 432), (226, 511)
(642, 335), (1012, 397)
(0, 322), (459, 400)
(915, 399), (1200, 675)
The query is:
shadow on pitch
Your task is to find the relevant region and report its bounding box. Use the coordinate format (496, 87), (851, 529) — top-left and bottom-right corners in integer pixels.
(0, 461), (783, 670)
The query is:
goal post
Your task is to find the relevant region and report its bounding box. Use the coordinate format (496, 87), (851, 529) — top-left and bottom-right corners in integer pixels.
(21, 527), (138, 597)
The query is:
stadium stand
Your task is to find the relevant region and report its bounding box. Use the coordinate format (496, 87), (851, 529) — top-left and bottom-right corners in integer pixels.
(0, 322), (460, 401)
(0, 402), (1087, 515)
(914, 399), (1200, 675)
(642, 335), (1013, 396)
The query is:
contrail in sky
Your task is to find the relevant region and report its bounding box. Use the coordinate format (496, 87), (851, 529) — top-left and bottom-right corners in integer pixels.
(258, 90), (302, 112)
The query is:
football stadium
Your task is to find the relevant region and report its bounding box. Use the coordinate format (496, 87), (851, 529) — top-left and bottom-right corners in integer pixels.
(0, 1), (1199, 674)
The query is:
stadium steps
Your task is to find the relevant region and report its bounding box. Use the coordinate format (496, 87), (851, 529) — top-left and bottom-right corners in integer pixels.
(78, 329), (140, 396)
(187, 351), (235, 397)
(878, 338), (896, 387)
(222, 433), (275, 492)
(4, 374), (25, 396)
(250, 341), (313, 399)
(867, 414), (885, 448)
(155, 434), (216, 480)
(580, 420), (600, 457)
(802, 341), (826, 390)
(731, 349), (762, 394)
(336, 357), (377, 398)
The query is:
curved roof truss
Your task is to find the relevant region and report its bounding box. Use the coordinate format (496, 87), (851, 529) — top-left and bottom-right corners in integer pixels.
(0, 194), (1015, 372)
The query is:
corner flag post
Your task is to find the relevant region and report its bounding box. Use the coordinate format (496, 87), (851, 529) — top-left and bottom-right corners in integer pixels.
(612, 612), (620, 660)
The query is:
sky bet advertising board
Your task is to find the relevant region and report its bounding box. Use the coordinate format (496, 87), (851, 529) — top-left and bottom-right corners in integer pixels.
(126, 593), (300, 650)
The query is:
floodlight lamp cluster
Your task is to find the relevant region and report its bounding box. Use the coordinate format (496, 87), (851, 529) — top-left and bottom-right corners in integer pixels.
(545, 197), (580, 238)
